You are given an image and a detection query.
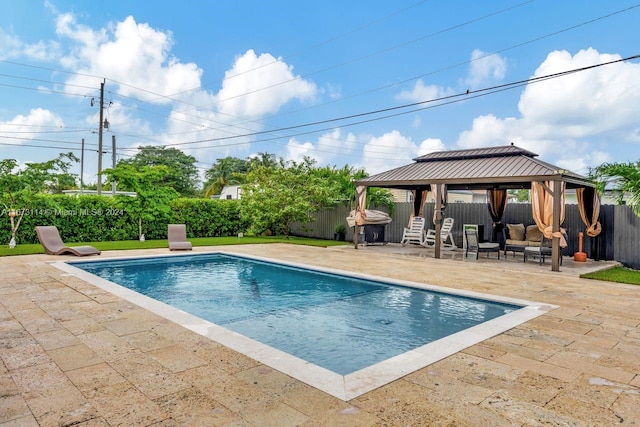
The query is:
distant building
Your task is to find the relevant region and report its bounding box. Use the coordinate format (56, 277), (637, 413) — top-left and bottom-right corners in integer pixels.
(211, 184), (242, 200)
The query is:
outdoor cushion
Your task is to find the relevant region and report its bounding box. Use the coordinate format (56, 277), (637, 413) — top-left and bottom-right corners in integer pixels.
(507, 223), (525, 241)
(506, 239), (541, 247)
(525, 225), (543, 242)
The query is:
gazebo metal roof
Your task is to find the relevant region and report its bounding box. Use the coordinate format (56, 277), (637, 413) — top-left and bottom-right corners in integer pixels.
(356, 144), (593, 190)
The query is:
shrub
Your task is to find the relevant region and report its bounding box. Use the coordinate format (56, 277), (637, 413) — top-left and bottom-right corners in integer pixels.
(0, 194), (247, 244)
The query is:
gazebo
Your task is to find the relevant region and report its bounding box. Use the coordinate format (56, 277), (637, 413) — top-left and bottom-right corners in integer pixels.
(354, 144), (601, 271)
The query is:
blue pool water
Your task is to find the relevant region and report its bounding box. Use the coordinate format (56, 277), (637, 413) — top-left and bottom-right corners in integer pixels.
(71, 253), (520, 375)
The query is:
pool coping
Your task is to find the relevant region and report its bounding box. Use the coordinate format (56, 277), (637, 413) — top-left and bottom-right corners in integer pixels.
(51, 250), (558, 401)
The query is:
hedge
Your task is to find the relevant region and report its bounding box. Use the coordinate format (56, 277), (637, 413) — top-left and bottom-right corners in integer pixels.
(0, 194), (249, 245)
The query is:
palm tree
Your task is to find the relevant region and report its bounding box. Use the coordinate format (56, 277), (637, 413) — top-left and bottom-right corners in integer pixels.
(203, 157), (248, 198)
(590, 161), (640, 216)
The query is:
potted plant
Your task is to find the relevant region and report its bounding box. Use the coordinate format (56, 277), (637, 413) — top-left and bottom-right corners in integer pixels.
(334, 223), (346, 241)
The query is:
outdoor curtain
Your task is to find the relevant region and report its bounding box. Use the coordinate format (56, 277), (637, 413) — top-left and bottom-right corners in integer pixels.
(412, 188), (429, 217)
(576, 187), (602, 237)
(408, 188), (429, 227)
(487, 189), (507, 242)
(354, 185), (367, 226)
(531, 181), (567, 247)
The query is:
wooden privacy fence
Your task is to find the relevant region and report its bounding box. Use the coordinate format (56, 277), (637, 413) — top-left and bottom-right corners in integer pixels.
(291, 203), (640, 269)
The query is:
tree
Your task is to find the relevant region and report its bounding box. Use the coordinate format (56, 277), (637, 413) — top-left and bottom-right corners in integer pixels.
(240, 157), (337, 236)
(248, 152), (278, 169)
(203, 156), (249, 198)
(330, 165), (395, 213)
(0, 153), (78, 247)
(590, 161), (640, 216)
(508, 189), (530, 203)
(16, 152), (79, 194)
(118, 146), (199, 196)
(102, 164), (179, 240)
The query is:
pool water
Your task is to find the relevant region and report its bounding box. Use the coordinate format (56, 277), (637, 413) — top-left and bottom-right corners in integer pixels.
(71, 253), (520, 375)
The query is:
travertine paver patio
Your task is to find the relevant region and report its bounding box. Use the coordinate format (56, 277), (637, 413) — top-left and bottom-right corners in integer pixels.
(1, 243), (639, 426)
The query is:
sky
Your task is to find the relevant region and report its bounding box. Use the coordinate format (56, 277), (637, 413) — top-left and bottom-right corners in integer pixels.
(1, 0), (639, 187)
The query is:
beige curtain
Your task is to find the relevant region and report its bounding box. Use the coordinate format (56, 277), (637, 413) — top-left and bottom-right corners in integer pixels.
(576, 187), (602, 237)
(354, 185), (367, 226)
(531, 181), (567, 247)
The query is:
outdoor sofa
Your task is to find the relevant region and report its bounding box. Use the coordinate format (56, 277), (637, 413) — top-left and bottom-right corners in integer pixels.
(502, 223), (543, 257)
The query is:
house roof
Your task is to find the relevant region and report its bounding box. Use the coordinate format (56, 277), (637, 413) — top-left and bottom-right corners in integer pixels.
(357, 144), (593, 190)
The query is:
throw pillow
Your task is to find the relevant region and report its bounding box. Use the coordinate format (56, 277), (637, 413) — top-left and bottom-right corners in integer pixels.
(526, 225), (543, 242)
(507, 223), (526, 241)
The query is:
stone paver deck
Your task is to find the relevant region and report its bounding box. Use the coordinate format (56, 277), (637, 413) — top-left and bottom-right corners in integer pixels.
(1, 244), (639, 426)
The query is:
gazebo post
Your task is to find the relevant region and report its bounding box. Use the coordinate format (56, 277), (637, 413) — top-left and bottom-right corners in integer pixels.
(434, 185), (442, 259)
(551, 179), (562, 272)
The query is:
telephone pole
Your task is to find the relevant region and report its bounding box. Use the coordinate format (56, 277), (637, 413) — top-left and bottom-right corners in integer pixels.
(80, 138), (85, 194)
(97, 80), (105, 195)
(112, 135), (117, 195)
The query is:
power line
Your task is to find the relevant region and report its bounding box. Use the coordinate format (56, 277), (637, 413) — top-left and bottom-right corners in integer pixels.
(203, 0), (538, 109)
(162, 54), (639, 150)
(101, 1), (640, 144)
(154, 0), (433, 100)
(1, 1), (634, 141)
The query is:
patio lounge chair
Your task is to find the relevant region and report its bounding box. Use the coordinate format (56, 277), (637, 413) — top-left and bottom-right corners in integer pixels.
(464, 228), (500, 259)
(423, 217), (457, 250)
(35, 226), (101, 256)
(168, 224), (192, 250)
(400, 216), (426, 246)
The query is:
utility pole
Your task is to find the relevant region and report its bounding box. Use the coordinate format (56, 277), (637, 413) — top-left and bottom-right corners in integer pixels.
(97, 80), (105, 195)
(112, 135), (116, 195)
(80, 138), (85, 194)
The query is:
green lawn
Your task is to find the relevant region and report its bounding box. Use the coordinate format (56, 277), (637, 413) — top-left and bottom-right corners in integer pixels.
(0, 235), (350, 257)
(580, 266), (640, 286)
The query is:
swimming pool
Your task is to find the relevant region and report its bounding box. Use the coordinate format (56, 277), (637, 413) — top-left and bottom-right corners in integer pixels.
(55, 252), (556, 400)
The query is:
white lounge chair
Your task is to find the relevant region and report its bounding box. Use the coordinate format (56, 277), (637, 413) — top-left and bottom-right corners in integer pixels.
(400, 216), (426, 246)
(423, 217), (457, 250)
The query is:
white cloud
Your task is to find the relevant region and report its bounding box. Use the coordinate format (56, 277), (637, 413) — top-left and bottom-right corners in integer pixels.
(362, 130), (421, 174)
(396, 50), (506, 105)
(286, 128), (357, 165)
(46, 11), (320, 167)
(455, 48), (640, 171)
(286, 140), (315, 164)
(518, 48), (640, 136)
(326, 83), (342, 100)
(464, 49), (507, 89)
(58, 14), (203, 103)
(0, 28), (60, 61)
(0, 108), (64, 143)
(396, 79), (453, 103)
(555, 150), (612, 176)
(216, 49), (317, 119)
(418, 138), (446, 156)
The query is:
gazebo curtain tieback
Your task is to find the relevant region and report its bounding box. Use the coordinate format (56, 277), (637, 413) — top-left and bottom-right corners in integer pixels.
(542, 226), (568, 248)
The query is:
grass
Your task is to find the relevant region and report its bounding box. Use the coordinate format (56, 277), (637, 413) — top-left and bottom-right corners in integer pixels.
(580, 266), (640, 285)
(0, 235), (350, 257)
